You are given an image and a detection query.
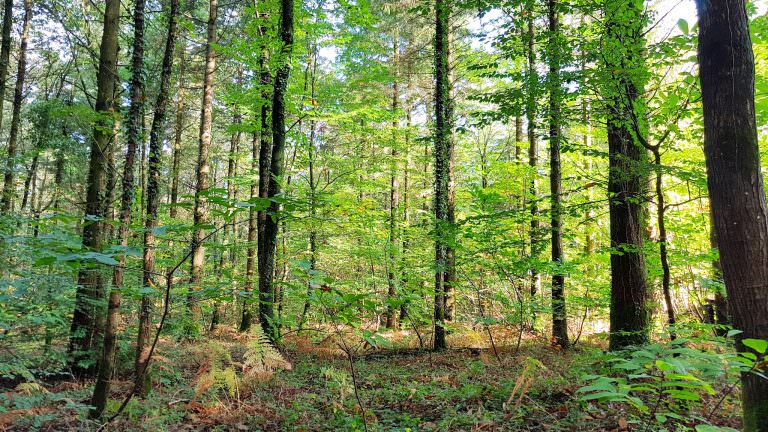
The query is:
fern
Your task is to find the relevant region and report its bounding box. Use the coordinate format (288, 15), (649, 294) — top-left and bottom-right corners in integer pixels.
(242, 327), (292, 375)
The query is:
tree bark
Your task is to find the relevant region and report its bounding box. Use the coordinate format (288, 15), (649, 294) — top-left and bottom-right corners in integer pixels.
(386, 34), (400, 330)
(604, 0), (649, 351)
(0, 0), (13, 133)
(547, 0), (568, 348)
(169, 36), (187, 219)
(433, 0), (452, 351)
(67, 0), (120, 378)
(188, 0), (218, 323)
(696, 0), (768, 428)
(526, 11), (540, 327)
(1, 0), (31, 213)
(259, 0), (294, 343)
(135, 0), (178, 397)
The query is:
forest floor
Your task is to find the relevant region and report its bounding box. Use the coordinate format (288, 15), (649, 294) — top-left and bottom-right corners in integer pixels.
(0, 325), (742, 431)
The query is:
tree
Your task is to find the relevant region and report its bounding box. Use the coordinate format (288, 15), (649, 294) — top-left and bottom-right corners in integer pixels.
(259, 0), (295, 342)
(547, 0), (568, 348)
(90, 0), (152, 416)
(137, 0), (179, 395)
(0, 0), (13, 133)
(602, 0), (649, 350)
(433, 0), (452, 351)
(0, 0), (31, 212)
(67, 0), (120, 378)
(696, 0), (768, 428)
(189, 0), (218, 322)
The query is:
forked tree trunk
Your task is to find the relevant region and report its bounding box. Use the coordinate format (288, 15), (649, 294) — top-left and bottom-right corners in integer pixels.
(696, 0), (768, 428)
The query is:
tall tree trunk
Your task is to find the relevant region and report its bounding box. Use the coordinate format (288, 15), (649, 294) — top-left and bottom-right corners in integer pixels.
(547, 0), (568, 348)
(134, 0), (178, 397)
(604, 0), (649, 351)
(696, 0), (768, 428)
(526, 11), (540, 327)
(188, 0), (218, 322)
(386, 34), (400, 330)
(240, 132), (259, 332)
(259, 0), (294, 343)
(254, 28), (272, 333)
(651, 149), (676, 340)
(169, 36), (187, 219)
(433, 0), (452, 351)
(0, 0), (13, 133)
(1, 0), (31, 213)
(91, 0), (154, 416)
(67, 0), (120, 379)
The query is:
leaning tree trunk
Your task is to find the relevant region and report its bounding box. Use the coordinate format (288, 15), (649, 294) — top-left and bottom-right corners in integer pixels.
(188, 0), (218, 323)
(259, 0), (294, 343)
(0, 0), (31, 213)
(604, 0), (649, 351)
(696, 0), (768, 429)
(67, 0), (120, 379)
(547, 0), (568, 348)
(433, 0), (452, 351)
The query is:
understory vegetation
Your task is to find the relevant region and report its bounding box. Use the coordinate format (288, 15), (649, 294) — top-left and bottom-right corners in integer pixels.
(0, 0), (767, 430)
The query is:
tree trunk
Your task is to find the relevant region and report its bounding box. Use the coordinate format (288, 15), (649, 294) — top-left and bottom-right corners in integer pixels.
(433, 0), (452, 351)
(0, 0), (13, 133)
(604, 0), (649, 351)
(547, 0), (568, 348)
(386, 35), (400, 330)
(526, 12), (540, 327)
(67, 0), (120, 379)
(240, 132), (259, 332)
(188, 0), (218, 323)
(91, 0), (153, 416)
(696, 0), (768, 428)
(135, 0), (178, 397)
(169, 36), (187, 219)
(254, 29), (272, 333)
(258, 0), (294, 343)
(1, 0), (31, 213)
(651, 149), (676, 340)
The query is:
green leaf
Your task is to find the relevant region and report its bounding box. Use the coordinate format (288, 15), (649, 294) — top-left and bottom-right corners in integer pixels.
(742, 338), (768, 354)
(677, 19), (689, 35)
